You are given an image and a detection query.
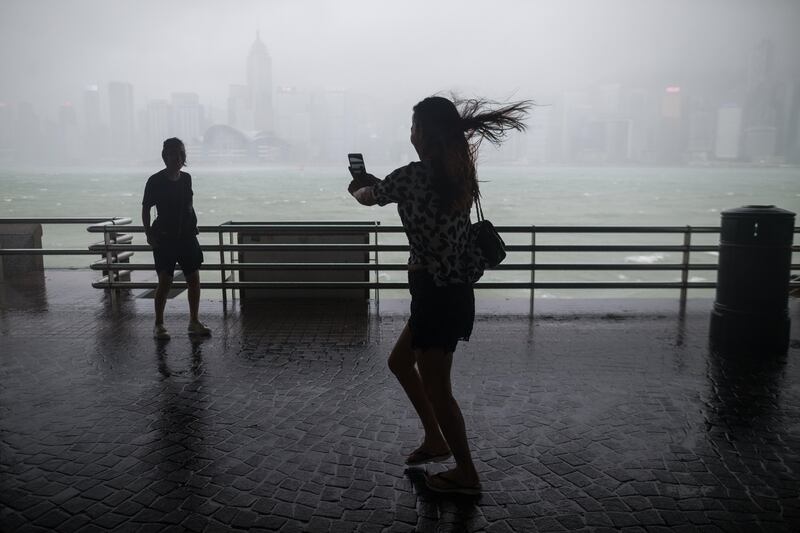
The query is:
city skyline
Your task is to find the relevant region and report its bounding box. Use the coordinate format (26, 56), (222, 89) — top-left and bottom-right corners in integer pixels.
(1, 1), (799, 165)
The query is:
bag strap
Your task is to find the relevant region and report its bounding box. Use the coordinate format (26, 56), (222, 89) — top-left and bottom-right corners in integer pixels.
(176, 173), (185, 237)
(475, 195), (485, 222)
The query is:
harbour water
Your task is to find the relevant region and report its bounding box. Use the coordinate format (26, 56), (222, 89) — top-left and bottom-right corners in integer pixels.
(2, 165), (798, 299)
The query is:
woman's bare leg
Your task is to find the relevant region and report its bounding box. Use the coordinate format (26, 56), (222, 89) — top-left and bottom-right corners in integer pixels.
(186, 271), (201, 323)
(388, 323), (449, 454)
(417, 348), (479, 485)
(154, 272), (173, 325)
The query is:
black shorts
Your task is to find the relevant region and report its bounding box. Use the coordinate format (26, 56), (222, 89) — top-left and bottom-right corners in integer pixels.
(153, 236), (204, 278)
(408, 270), (475, 353)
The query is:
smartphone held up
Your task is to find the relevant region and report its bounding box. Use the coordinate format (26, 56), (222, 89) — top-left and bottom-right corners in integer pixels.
(348, 153), (366, 178)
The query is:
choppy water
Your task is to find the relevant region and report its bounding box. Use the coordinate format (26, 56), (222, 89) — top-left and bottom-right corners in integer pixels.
(2, 165), (798, 298)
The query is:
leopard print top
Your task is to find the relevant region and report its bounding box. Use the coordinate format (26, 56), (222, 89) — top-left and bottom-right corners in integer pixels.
(373, 161), (476, 286)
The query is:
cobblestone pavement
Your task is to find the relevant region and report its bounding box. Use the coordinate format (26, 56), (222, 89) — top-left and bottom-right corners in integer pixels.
(1, 272), (799, 532)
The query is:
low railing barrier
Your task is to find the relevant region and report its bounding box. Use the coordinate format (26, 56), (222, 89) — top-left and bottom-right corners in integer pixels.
(1, 218), (798, 313)
(86, 222), (800, 312)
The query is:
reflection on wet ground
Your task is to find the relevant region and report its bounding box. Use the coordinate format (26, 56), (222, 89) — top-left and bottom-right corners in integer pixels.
(1, 271), (799, 531)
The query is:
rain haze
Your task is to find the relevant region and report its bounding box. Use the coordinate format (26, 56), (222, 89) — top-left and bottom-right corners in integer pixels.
(1, 0), (799, 166)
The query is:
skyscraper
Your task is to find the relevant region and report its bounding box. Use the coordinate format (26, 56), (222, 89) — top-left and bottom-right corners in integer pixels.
(171, 92), (203, 142)
(274, 86), (312, 160)
(715, 105), (743, 160)
(58, 102), (79, 161)
(657, 86), (687, 164)
(145, 99), (171, 149)
(247, 32), (273, 132)
(0, 101), (12, 161)
(83, 84), (102, 150)
(15, 102), (41, 162)
(108, 81), (135, 159)
(227, 84), (252, 131)
(743, 39), (778, 161)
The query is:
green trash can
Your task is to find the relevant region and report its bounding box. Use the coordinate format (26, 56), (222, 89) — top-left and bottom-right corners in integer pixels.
(710, 205), (795, 354)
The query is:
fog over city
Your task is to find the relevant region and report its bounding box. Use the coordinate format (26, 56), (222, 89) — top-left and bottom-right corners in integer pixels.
(1, 0), (799, 166)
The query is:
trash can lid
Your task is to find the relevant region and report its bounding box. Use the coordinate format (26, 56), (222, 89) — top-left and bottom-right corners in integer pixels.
(721, 205), (796, 219)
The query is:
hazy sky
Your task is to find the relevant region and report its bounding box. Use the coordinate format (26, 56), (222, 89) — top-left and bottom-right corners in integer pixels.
(1, 0), (799, 118)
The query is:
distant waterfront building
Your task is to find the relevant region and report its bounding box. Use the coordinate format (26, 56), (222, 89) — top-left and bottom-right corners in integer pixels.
(227, 84), (252, 131)
(742, 39), (779, 162)
(687, 96), (715, 161)
(15, 102), (41, 162)
(201, 124), (286, 163)
(57, 103), (80, 162)
(0, 101), (11, 156)
(559, 90), (592, 163)
(82, 84), (104, 155)
(247, 31), (273, 132)
(274, 86), (312, 161)
(785, 82), (800, 164)
(171, 92), (203, 143)
(743, 127), (778, 162)
(714, 105), (743, 160)
(524, 104), (552, 164)
(108, 81), (135, 159)
(203, 124), (250, 161)
(313, 89), (349, 162)
(594, 83), (624, 116)
(627, 88), (658, 164)
(592, 84), (632, 164)
(145, 99), (171, 149)
(658, 86), (687, 164)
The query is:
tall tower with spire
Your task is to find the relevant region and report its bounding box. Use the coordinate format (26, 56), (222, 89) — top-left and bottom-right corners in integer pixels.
(247, 31), (273, 132)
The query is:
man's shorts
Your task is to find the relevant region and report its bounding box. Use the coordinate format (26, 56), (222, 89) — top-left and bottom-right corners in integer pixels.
(152, 236), (204, 278)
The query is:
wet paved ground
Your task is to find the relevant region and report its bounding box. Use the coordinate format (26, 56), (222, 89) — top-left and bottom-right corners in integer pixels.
(1, 271), (799, 532)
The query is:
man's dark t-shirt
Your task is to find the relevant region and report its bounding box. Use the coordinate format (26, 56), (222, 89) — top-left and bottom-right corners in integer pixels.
(142, 169), (198, 240)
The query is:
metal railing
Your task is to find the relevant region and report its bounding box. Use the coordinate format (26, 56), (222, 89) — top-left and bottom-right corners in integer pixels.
(2, 218), (798, 312)
(83, 221), (800, 311)
(0, 217), (133, 294)
(0, 217), (131, 257)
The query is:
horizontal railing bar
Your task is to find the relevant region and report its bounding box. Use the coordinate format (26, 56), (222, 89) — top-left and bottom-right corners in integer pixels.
(88, 243), (731, 253)
(0, 249), (100, 255)
(3, 246), (795, 257)
(90, 253), (136, 268)
(0, 217), (126, 224)
(89, 262), (756, 272)
(222, 220), (379, 226)
(86, 218), (132, 227)
(91, 280), (736, 290)
(211, 221), (800, 235)
(114, 251), (135, 262)
(88, 223), (731, 234)
(502, 226), (723, 234)
(90, 244), (409, 252)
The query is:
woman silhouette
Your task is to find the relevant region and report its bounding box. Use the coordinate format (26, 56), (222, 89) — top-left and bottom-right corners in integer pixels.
(142, 138), (211, 340)
(348, 96), (530, 495)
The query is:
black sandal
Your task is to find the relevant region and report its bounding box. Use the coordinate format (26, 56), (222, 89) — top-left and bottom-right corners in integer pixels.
(405, 447), (452, 466)
(425, 472), (482, 496)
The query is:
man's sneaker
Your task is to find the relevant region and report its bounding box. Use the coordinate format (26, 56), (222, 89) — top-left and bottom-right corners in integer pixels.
(153, 324), (170, 340)
(188, 321), (212, 336)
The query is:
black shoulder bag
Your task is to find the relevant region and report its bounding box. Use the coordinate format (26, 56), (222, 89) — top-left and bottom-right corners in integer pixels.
(472, 196), (506, 268)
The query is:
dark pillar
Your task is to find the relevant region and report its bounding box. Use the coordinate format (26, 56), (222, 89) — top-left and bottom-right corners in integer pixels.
(710, 205), (795, 354)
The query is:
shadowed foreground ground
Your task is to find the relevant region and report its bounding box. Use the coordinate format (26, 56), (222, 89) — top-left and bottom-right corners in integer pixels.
(1, 272), (799, 532)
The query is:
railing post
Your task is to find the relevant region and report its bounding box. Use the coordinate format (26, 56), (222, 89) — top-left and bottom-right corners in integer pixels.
(219, 230), (227, 307)
(530, 225), (536, 318)
(374, 221), (380, 314)
(680, 225), (691, 310)
(229, 229), (236, 301)
(103, 226), (116, 304)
